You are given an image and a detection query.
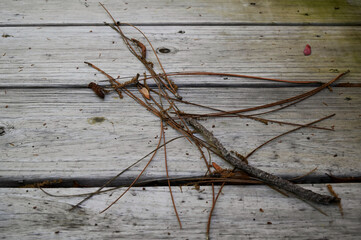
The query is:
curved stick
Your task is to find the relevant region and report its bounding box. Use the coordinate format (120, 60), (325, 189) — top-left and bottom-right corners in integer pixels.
(186, 118), (339, 205)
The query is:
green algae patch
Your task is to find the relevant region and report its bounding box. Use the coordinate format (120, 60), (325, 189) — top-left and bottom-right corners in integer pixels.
(87, 117), (106, 125)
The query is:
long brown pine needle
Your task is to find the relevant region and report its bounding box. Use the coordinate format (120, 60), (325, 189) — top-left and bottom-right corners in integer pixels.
(207, 182), (225, 239)
(68, 136), (186, 208)
(100, 71), (322, 85)
(100, 125), (164, 213)
(245, 114), (335, 160)
(181, 71), (349, 118)
(161, 121), (183, 228)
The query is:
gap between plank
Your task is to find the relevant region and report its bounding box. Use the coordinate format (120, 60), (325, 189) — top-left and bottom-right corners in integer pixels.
(1, 175), (360, 188)
(1, 22), (361, 28)
(1, 83), (359, 89)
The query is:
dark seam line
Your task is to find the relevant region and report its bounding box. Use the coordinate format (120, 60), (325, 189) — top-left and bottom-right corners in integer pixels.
(1, 22), (361, 27)
(1, 177), (358, 188)
(1, 83), (359, 89)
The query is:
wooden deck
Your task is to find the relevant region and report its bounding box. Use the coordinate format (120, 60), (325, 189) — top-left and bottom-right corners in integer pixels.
(1, 1), (361, 239)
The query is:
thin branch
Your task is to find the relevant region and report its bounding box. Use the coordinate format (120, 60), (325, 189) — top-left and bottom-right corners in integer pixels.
(186, 118), (339, 205)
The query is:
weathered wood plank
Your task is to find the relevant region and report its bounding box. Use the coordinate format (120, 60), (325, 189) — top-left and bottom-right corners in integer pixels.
(0, 184), (360, 239)
(1, 87), (360, 185)
(1, 26), (360, 87)
(1, 1), (359, 239)
(1, 0), (361, 25)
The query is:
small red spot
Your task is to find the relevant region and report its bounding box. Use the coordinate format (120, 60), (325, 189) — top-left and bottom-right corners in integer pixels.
(304, 44), (311, 56)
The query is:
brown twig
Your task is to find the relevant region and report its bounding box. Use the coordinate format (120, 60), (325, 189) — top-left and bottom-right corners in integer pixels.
(186, 118), (339, 205)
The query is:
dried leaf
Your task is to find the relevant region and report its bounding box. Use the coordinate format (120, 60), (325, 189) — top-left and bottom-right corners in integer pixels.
(212, 162), (223, 172)
(139, 87), (150, 99)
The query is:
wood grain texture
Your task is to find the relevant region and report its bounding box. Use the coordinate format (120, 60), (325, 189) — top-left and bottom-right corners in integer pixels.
(1, 26), (360, 87)
(1, 0), (361, 25)
(1, 87), (360, 185)
(0, 184), (360, 239)
(1, 0), (360, 239)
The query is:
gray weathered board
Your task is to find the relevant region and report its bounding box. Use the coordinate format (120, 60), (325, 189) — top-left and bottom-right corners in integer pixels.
(1, 0), (361, 25)
(1, 87), (360, 187)
(1, 26), (360, 87)
(1, 0), (361, 239)
(1, 184), (361, 239)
